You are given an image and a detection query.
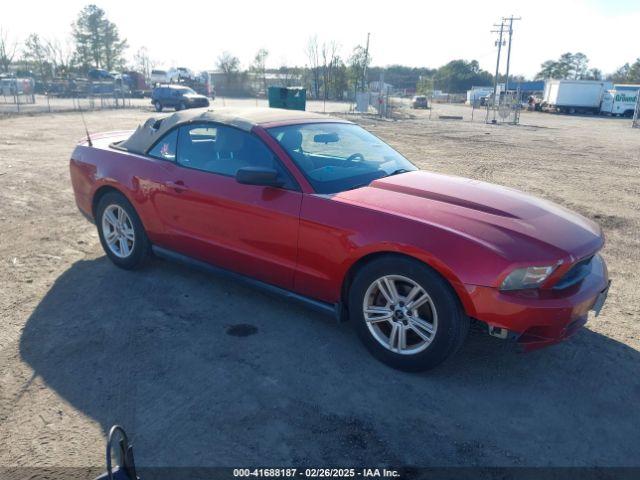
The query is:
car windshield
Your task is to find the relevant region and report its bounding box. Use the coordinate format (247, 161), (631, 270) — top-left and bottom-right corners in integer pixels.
(268, 123), (416, 194)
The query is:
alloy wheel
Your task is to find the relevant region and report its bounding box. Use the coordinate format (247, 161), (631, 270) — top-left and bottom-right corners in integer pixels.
(101, 204), (135, 259)
(363, 274), (438, 355)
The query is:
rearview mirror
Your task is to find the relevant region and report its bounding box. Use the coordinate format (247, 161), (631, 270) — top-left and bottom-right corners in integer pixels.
(236, 167), (283, 187)
(313, 133), (339, 144)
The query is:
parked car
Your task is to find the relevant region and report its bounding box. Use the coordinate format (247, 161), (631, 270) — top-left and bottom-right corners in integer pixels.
(69, 108), (610, 371)
(87, 69), (113, 81)
(151, 85), (209, 111)
(412, 95), (429, 109)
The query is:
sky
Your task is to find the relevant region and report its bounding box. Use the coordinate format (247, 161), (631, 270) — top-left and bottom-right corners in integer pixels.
(3, 0), (640, 78)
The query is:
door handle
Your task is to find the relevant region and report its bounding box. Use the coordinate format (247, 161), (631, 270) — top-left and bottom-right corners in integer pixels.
(165, 180), (189, 192)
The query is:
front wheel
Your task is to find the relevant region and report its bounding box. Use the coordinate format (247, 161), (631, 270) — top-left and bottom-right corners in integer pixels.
(154, 101), (163, 112)
(349, 256), (469, 372)
(96, 192), (150, 270)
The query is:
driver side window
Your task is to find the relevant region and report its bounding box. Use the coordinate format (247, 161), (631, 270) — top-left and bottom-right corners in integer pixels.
(176, 124), (297, 189)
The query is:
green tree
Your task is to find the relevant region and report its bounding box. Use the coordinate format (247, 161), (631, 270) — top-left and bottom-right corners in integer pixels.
(71, 4), (127, 72)
(535, 52), (591, 80)
(609, 63), (631, 82)
(432, 59), (493, 93)
(368, 65), (436, 92)
(416, 76), (434, 95)
(627, 58), (640, 83)
(347, 45), (371, 93)
(585, 68), (602, 81)
(331, 57), (349, 100)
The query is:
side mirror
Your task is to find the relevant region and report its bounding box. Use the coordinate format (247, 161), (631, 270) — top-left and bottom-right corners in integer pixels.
(236, 167), (283, 187)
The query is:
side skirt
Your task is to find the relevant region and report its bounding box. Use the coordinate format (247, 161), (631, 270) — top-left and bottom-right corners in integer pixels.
(151, 245), (341, 320)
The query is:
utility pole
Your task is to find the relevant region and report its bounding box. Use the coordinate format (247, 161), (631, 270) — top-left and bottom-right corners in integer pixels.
(362, 32), (370, 92)
(503, 16), (521, 92)
(491, 21), (506, 103)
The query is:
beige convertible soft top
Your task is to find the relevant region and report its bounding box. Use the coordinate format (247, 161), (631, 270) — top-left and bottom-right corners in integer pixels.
(117, 107), (333, 155)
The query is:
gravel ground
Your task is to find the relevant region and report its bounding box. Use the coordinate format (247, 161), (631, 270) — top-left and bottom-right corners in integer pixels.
(0, 104), (639, 469)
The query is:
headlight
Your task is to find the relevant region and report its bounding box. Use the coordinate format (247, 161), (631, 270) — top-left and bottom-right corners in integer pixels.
(500, 265), (556, 291)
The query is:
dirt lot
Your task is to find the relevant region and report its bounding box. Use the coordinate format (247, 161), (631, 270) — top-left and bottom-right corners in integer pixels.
(1, 104), (639, 469)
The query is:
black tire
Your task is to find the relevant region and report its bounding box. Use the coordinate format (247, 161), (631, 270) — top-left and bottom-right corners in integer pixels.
(348, 255), (469, 372)
(177, 101), (186, 111)
(96, 192), (150, 270)
(154, 101), (163, 112)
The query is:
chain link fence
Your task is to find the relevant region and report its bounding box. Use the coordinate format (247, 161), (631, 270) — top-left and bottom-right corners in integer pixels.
(484, 91), (521, 125)
(0, 92), (141, 114)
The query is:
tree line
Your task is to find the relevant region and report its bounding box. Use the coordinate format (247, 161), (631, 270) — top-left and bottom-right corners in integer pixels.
(1, 4), (639, 98)
(535, 51), (640, 83)
(0, 5), (148, 81)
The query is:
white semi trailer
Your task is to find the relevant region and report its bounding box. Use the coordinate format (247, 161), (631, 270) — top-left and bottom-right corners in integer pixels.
(542, 79), (612, 114)
(600, 88), (639, 117)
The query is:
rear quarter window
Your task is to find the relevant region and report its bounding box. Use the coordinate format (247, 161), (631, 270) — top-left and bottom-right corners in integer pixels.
(148, 129), (178, 161)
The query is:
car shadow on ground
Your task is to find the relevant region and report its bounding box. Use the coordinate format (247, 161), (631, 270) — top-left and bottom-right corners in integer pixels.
(19, 257), (640, 466)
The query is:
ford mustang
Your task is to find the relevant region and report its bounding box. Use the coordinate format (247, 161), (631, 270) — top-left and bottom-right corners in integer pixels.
(69, 108), (610, 371)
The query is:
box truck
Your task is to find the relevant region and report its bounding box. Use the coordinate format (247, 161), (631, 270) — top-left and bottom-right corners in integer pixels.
(600, 89), (639, 117)
(542, 79), (612, 114)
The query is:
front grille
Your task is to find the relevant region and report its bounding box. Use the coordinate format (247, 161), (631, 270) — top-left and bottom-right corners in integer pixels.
(553, 255), (594, 290)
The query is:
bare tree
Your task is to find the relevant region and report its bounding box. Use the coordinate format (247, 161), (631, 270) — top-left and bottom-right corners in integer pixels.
(216, 51), (240, 86)
(45, 38), (73, 76)
(305, 36), (321, 98)
(251, 48), (269, 94)
(321, 41), (339, 100)
(133, 46), (155, 81)
(0, 27), (18, 73)
(279, 64), (301, 87)
(22, 34), (51, 80)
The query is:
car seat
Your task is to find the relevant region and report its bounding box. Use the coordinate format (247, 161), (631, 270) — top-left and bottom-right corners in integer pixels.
(279, 130), (314, 173)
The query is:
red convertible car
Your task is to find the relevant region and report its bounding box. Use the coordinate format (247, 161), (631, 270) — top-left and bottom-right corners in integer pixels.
(69, 108), (610, 371)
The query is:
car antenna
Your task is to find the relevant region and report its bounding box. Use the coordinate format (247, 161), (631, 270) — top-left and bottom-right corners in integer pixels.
(79, 107), (93, 147)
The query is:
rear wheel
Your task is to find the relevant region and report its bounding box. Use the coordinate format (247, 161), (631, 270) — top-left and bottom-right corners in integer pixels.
(96, 192), (150, 270)
(349, 256), (469, 372)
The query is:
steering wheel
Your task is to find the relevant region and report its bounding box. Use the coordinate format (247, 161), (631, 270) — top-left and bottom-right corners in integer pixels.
(345, 153), (365, 165)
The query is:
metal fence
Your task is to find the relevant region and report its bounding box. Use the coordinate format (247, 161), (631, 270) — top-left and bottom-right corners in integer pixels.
(0, 92), (140, 115)
(485, 91), (521, 125)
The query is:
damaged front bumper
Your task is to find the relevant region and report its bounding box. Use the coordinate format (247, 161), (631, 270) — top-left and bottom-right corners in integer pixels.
(466, 255), (610, 352)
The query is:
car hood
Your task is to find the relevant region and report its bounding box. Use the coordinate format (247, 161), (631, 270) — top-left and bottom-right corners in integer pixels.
(331, 171), (603, 263)
(184, 94), (207, 100)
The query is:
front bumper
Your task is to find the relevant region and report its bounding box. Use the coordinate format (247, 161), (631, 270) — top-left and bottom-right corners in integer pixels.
(188, 98), (210, 108)
(465, 255), (609, 351)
